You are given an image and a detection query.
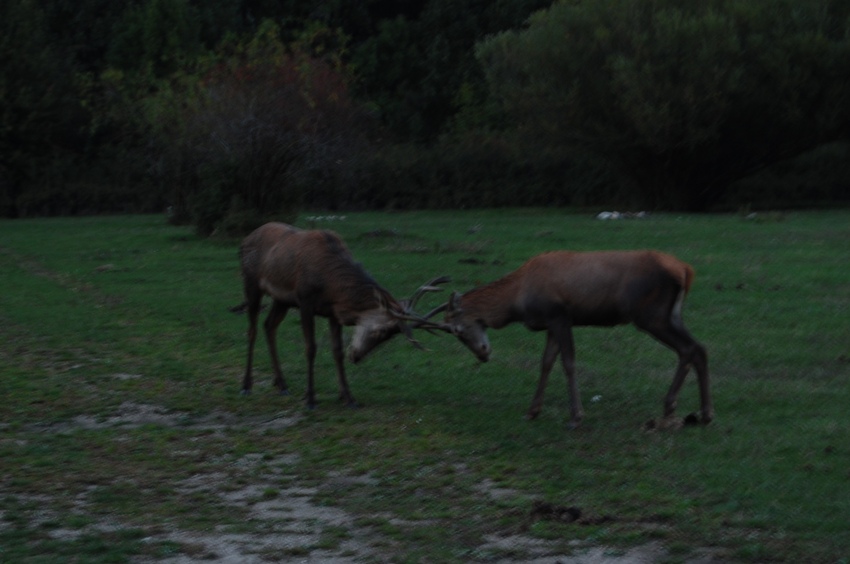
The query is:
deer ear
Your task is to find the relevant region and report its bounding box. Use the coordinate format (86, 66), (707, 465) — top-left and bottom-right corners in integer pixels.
(449, 291), (462, 312)
(373, 288), (391, 311)
(375, 287), (407, 317)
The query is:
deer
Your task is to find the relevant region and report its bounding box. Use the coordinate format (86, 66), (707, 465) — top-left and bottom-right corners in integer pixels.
(235, 222), (448, 409)
(425, 250), (712, 428)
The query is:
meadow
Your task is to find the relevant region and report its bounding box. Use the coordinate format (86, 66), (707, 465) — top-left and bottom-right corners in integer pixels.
(0, 209), (848, 563)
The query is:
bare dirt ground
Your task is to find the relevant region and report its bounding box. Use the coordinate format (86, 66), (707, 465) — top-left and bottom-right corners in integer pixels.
(12, 401), (722, 563)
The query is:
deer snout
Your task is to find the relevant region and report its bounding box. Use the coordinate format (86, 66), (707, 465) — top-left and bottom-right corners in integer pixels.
(459, 330), (491, 362)
(347, 346), (365, 364)
(475, 342), (491, 362)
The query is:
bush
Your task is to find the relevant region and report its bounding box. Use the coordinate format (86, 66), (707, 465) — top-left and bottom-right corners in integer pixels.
(317, 134), (619, 210)
(151, 20), (372, 236)
(476, 0), (850, 210)
(725, 142), (850, 210)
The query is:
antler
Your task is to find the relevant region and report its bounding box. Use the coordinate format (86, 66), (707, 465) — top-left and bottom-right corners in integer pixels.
(409, 289), (466, 335)
(402, 275), (451, 314)
(400, 322), (427, 350)
(420, 302), (448, 321)
(394, 276), (454, 342)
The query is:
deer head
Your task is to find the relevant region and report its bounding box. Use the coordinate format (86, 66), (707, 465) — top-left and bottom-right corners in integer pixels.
(417, 291), (492, 362)
(347, 276), (451, 363)
(442, 291), (492, 362)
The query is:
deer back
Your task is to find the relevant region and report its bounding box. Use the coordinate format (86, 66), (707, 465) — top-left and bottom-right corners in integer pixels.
(454, 250), (693, 331)
(514, 250), (692, 327)
(240, 223), (394, 324)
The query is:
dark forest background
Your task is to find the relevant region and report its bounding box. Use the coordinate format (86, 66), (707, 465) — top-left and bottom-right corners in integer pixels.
(2, 0), (849, 233)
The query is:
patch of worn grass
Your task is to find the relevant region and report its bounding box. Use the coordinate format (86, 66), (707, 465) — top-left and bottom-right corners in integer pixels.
(1, 210), (849, 562)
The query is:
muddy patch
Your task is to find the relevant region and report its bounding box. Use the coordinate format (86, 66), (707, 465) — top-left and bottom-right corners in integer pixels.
(478, 537), (669, 563)
(31, 401), (301, 433)
(8, 402), (726, 563)
(474, 477), (528, 501)
(137, 454), (387, 563)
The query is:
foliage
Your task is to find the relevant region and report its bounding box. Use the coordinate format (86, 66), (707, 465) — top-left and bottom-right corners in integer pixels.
(40, 0), (131, 73)
(352, 0), (552, 140)
(78, 12), (378, 235)
(141, 20), (373, 236)
(727, 141), (850, 208)
(1, 211), (849, 561)
(476, 0), (850, 210)
(3, 0), (850, 218)
(0, 0), (85, 217)
(321, 135), (618, 210)
(107, 0), (202, 78)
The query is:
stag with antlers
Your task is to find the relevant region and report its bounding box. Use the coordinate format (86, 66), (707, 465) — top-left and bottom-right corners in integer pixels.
(236, 222), (447, 409)
(425, 250), (712, 427)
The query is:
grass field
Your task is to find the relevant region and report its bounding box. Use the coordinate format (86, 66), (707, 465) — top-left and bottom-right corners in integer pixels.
(1, 209), (848, 563)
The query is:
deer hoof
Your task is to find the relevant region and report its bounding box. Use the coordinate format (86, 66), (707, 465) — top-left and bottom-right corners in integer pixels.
(683, 412), (701, 426)
(240, 389), (252, 396)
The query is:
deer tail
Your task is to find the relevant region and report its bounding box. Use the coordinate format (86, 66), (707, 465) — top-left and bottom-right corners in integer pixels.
(670, 262), (695, 329)
(682, 263), (695, 294)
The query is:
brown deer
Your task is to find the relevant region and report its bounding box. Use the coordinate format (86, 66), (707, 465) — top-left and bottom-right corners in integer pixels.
(427, 250), (712, 427)
(236, 222), (447, 409)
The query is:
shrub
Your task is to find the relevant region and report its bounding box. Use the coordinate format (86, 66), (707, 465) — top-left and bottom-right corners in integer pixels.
(154, 20), (372, 235)
(320, 134), (618, 210)
(476, 0), (850, 210)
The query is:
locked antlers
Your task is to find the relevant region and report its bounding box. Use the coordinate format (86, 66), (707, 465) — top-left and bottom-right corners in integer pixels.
(392, 276), (453, 347)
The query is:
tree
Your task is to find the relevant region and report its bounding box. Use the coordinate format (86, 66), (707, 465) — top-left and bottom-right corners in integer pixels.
(153, 20), (372, 235)
(107, 0), (202, 78)
(352, 0), (552, 140)
(0, 0), (85, 217)
(477, 0), (850, 210)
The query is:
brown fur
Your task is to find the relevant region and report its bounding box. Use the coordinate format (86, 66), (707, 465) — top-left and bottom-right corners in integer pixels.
(237, 222), (405, 408)
(447, 250), (712, 426)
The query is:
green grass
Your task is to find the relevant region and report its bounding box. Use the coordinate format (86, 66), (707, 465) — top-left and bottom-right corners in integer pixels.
(1, 210), (849, 562)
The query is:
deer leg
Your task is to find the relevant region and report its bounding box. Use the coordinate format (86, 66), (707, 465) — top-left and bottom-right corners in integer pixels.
(263, 301), (290, 395)
(664, 356), (691, 417)
(300, 309), (318, 409)
(664, 327), (714, 424)
(240, 285), (262, 394)
(689, 337), (712, 423)
(556, 325), (582, 428)
(641, 321), (712, 423)
(527, 330), (561, 420)
(329, 317), (357, 407)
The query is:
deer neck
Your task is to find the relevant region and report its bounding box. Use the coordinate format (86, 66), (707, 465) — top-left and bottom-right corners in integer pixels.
(462, 273), (521, 329)
(323, 264), (386, 325)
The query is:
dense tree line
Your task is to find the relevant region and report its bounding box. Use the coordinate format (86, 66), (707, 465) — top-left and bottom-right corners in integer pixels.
(478, 0), (850, 210)
(2, 0), (849, 230)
